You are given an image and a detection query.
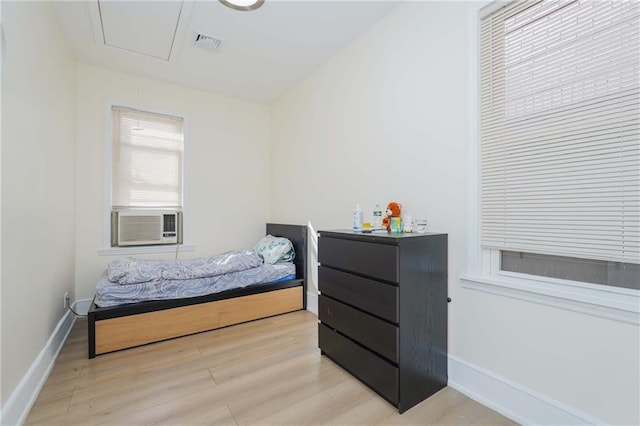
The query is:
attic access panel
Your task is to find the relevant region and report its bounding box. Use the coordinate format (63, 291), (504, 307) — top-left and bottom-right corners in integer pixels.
(97, 0), (183, 61)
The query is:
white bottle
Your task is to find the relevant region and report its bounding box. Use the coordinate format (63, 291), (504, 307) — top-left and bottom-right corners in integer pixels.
(353, 204), (363, 231)
(403, 215), (413, 233)
(373, 203), (382, 228)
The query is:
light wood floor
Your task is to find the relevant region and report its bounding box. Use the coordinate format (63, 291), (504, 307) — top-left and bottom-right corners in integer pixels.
(26, 311), (517, 425)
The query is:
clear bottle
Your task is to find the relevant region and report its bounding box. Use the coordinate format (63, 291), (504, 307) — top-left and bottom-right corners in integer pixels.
(373, 203), (382, 228)
(353, 204), (363, 231)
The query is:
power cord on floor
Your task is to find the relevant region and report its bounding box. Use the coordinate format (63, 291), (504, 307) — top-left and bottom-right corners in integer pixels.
(68, 304), (88, 317)
(66, 297), (88, 317)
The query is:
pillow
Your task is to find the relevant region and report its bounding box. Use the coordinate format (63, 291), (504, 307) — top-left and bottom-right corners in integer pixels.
(254, 235), (295, 264)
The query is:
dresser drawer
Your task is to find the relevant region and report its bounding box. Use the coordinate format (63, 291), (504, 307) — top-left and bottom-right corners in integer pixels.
(319, 237), (399, 282)
(319, 266), (398, 323)
(319, 295), (398, 363)
(319, 323), (398, 405)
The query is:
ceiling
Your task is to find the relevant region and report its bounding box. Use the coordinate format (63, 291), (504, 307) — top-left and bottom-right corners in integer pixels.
(54, 1), (400, 104)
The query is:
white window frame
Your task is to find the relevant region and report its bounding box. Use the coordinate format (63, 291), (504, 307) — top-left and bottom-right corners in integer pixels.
(99, 100), (195, 255)
(459, 2), (639, 325)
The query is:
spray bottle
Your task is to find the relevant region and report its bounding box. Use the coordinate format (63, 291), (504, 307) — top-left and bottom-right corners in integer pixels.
(353, 204), (363, 231)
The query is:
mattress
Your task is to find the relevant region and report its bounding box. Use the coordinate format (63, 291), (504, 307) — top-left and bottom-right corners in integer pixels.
(94, 262), (296, 307)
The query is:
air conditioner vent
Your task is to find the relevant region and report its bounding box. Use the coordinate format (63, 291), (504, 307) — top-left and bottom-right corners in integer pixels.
(111, 209), (183, 247)
(194, 33), (224, 53)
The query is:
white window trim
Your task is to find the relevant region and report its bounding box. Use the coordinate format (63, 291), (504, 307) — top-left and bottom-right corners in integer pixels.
(100, 100), (195, 255)
(460, 3), (639, 325)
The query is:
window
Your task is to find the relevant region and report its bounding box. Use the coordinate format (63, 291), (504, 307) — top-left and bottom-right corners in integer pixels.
(480, 0), (639, 289)
(112, 106), (184, 209)
(102, 105), (191, 252)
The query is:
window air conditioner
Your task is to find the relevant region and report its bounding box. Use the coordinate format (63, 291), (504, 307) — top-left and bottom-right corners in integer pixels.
(111, 209), (183, 247)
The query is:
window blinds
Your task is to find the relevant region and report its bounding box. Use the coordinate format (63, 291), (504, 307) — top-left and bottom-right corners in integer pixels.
(480, 0), (640, 264)
(112, 106), (184, 208)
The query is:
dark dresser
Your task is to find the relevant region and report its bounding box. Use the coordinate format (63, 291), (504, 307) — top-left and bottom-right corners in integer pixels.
(317, 229), (448, 413)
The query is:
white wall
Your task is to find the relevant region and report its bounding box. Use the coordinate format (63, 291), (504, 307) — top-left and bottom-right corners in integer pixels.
(271, 1), (470, 299)
(1, 0), (76, 407)
(270, 2), (639, 424)
(74, 63), (272, 300)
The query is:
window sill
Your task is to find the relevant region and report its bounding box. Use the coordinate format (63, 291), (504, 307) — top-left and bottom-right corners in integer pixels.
(460, 273), (639, 325)
(98, 244), (196, 256)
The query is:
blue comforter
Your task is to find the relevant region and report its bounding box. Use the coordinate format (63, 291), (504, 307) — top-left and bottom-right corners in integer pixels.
(95, 262), (296, 307)
(106, 250), (263, 284)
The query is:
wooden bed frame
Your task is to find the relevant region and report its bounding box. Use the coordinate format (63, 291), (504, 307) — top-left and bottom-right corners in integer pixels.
(87, 223), (308, 358)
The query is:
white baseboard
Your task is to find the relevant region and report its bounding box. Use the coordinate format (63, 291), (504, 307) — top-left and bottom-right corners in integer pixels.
(306, 291), (318, 315)
(0, 308), (76, 426)
(448, 354), (601, 425)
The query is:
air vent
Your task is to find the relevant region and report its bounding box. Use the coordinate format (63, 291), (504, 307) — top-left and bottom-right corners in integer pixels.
(194, 34), (224, 53)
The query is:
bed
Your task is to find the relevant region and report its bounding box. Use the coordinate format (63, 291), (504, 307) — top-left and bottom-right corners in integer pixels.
(87, 223), (307, 358)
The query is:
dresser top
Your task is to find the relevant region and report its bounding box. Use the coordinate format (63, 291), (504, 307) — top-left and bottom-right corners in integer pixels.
(318, 229), (446, 243)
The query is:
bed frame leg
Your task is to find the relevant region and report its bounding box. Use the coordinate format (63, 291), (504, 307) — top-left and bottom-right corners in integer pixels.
(88, 312), (96, 359)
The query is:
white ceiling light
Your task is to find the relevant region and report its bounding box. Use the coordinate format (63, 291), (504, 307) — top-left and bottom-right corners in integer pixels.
(219, 0), (265, 12)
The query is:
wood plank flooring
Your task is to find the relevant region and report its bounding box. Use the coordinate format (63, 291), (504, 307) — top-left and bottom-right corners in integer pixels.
(25, 311), (517, 425)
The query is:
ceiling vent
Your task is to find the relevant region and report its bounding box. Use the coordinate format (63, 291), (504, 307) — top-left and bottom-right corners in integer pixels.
(194, 34), (224, 53)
